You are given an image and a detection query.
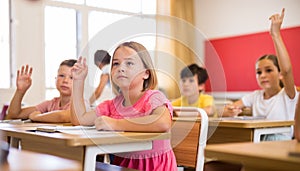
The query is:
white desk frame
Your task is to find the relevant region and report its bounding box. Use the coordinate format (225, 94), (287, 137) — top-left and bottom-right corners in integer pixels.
(85, 141), (152, 171)
(253, 126), (292, 142)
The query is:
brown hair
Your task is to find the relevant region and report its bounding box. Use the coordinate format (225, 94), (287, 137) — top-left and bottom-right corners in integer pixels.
(257, 54), (283, 88)
(111, 41), (157, 95)
(59, 59), (77, 67)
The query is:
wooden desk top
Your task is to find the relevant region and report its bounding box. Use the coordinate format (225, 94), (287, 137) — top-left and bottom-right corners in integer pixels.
(205, 140), (300, 171)
(173, 117), (294, 128)
(0, 125), (170, 146)
(0, 148), (81, 171)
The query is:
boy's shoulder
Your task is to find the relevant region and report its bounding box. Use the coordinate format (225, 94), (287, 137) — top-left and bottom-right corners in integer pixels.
(199, 93), (213, 98)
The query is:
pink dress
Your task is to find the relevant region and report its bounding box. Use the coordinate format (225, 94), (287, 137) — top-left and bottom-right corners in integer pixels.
(35, 97), (70, 113)
(96, 90), (177, 171)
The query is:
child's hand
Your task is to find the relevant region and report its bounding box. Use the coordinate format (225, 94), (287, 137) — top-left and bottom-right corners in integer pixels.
(223, 104), (242, 117)
(269, 8), (284, 37)
(28, 111), (42, 121)
(95, 116), (116, 131)
(16, 65), (33, 94)
(71, 56), (88, 81)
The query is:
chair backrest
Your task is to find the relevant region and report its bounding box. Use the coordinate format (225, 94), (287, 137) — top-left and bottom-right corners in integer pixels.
(171, 107), (208, 171)
(0, 104), (9, 120)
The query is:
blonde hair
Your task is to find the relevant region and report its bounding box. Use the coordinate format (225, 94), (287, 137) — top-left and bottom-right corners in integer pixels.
(111, 41), (157, 95)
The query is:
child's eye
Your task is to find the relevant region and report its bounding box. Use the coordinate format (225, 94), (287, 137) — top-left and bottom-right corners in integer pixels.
(256, 71), (262, 75)
(127, 61), (134, 66)
(189, 79), (195, 83)
(266, 69), (273, 73)
(58, 74), (65, 78)
(112, 62), (119, 66)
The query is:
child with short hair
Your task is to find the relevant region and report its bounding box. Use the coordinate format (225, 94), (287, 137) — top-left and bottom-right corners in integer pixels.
(7, 59), (77, 123)
(172, 63), (214, 116)
(71, 41), (177, 170)
(89, 50), (112, 105)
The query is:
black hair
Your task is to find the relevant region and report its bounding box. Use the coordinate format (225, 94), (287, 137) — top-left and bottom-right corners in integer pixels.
(180, 63), (208, 85)
(94, 50), (111, 65)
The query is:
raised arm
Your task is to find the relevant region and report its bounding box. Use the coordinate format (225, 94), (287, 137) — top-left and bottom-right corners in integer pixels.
(94, 105), (172, 132)
(269, 8), (295, 99)
(89, 73), (109, 104)
(7, 65), (36, 119)
(71, 57), (97, 125)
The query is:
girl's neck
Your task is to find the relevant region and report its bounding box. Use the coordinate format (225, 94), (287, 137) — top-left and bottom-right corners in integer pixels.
(187, 92), (200, 105)
(122, 88), (145, 107)
(59, 95), (71, 107)
(263, 86), (281, 99)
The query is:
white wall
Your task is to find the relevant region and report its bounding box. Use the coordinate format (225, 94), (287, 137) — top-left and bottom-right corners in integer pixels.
(0, 0), (45, 107)
(195, 0), (300, 39)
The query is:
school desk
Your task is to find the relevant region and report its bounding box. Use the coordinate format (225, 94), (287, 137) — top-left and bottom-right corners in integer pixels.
(208, 118), (294, 143)
(171, 117), (294, 168)
(205, 139), (300, 171)
(0, 125), (170, 171)
(0, 148), (81, 171)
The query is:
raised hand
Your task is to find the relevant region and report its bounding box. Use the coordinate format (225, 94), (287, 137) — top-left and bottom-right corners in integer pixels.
(269, 8), (285, 37)
(71, 56), (88, 81)
(16, 65), (33, 94)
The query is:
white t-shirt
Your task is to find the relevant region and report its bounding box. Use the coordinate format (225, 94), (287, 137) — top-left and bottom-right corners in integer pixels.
(101, 64), (110, 86)
(242, 87), (299, 120)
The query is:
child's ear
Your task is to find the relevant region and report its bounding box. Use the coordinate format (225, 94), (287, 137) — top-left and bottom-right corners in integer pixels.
(279, 73), (283, 80)
(198, 83), (205, 92)
(143, 70), (150, 79)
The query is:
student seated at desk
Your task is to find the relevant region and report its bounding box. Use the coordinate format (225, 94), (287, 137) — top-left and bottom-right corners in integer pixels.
(172, 64), (215, 116)
(71, 41), (177, 171)
(7, 59), (77, 123)
(221, 8), (299, 141)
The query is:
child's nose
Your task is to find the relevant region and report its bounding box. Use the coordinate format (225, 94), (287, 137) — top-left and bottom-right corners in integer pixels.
(118, 63), (126, 72)
(63, 76), (72, 82)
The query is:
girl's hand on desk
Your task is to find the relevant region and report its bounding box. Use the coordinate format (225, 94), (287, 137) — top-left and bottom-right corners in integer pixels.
(95, 116), (116, 131)
(29, 111), (42, 121)
(222, 105), (242, 117)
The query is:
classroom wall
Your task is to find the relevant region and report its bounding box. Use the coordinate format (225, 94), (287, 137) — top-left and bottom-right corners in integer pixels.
(1, 0), (300, 107)
(194, 0), (300, 99)
(0, 0), (45, 107)
(205, 26), (300, 92)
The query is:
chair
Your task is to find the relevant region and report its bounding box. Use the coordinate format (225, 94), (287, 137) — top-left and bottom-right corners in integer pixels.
(171, 107), (209, 171)
(0, 104), (9, 120)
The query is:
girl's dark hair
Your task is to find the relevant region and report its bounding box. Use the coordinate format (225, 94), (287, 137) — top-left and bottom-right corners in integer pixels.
(257, 54), (283, 88)
(94, 50), (111, 65)
(181, 63), (208, 85)
(60, 59), (77, 67)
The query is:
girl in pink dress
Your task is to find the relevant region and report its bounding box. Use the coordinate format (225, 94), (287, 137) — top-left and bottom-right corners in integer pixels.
(71, 41), (177, 171)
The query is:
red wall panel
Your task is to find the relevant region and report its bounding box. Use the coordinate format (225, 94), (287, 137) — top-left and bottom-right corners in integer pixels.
(205, 26), (300, 92)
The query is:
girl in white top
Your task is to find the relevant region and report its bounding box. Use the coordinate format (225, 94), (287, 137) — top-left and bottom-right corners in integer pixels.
(222, 8), (299, 140)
